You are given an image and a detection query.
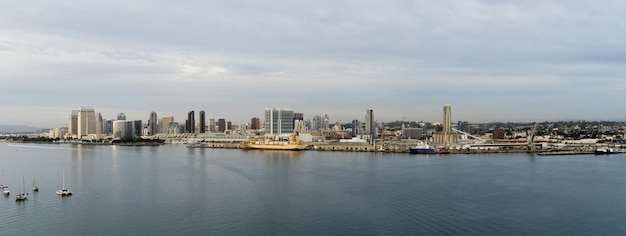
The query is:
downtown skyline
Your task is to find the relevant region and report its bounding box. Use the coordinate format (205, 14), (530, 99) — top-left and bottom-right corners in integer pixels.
(2, 1), (626, 128)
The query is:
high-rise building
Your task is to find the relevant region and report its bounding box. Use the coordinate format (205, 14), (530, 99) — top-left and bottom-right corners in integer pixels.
(148, 111), (158, 135)
(133, 120), (142, 138)
(226, 121), (232, 131)
(117, 113), (126, 121)
(113, 120), (135, 140)
(67, 110), (78, 138)
(264, 108), (294, 135)
(322, 113), (330, 131)
(443, 104), (451, 134)
(218, 119), (226, 132)
(351, 119), (360, 136)
(293, 113), (304, 129)
(78, 107), (97, 138)
(96, 112), (103, 136)
(209, 119), (216, 132)
(251, 117), (261, 130)
(311, 115), (322, 130)
(104, 119), (114, 135)
(160, 116), (174, 134)
(365, 109), (375, 139)
(199, 110), (206, 133)
(186, 110), (195, 133)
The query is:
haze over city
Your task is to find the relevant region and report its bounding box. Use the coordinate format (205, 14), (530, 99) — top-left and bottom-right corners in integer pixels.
(1, 1), (626, 128)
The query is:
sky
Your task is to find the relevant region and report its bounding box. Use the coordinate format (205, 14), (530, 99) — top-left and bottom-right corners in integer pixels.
(1, 0), (626, 128)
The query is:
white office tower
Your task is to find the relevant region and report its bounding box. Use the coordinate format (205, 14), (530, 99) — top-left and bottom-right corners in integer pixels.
(264, 108), (294, 135)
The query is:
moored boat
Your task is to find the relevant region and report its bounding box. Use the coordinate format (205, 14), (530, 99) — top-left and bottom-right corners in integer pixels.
(56, 170), (73, 196)
(595, 147), (618, 155)
(409, 142), (448, 154)
(241, 132), (307, 150)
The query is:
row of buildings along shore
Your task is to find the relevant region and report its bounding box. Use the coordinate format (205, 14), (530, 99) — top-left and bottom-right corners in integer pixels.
(4, 105), (626, 153)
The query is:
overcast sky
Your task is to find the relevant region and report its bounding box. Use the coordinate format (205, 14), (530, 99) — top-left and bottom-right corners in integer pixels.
(1, 0), (625, 128)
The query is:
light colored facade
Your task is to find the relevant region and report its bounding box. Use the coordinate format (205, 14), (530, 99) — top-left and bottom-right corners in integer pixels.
(67, 110), (78, 138)
(264, 108), (294, 135)
(160, 116), (174, 134)
(365, 109), (375, 139)
(78, 107), (97, 138)
(443, 104), (451, 134)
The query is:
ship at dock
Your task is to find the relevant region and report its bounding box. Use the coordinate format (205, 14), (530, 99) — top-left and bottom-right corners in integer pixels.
(409, 142), (449, 154)
(241, 132), (308, 150)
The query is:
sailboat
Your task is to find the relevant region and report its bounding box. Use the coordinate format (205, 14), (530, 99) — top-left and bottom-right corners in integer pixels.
(32, 176), (39, 192)
(1, 174), (9, 195)
(16, 176), (28, 201)
(55, 170), (73, 196)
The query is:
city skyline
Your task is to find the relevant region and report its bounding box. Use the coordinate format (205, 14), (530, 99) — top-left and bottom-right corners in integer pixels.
(2, 1), (626, 128)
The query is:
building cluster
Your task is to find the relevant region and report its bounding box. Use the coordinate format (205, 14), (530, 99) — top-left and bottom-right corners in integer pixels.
(49, 106), (382, 143)
(41, 104), (626, 146)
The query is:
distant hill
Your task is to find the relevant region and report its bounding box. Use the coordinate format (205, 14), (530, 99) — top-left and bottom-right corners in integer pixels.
(0, 124), (44, 133)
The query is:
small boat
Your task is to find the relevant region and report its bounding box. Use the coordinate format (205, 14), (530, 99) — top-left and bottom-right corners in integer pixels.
(16, 176), (28, 201)
(32, 176), (38, 192)
(56, 170), (73, 196)
(1, 185), (9, 195)
(409, 142), (448, 154)
(595, 147), (618, 155)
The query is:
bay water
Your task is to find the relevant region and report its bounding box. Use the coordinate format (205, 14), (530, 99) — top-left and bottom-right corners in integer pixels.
(1, 143), (625, 235)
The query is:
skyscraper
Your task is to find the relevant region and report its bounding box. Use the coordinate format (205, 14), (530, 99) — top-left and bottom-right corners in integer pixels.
(209, 119), (216, 132)
(67, 110), (78, 138)
(186, 110), (195, 133)
(78, 107), (97, 138)
(199, 110), (206, 133)
(117, 113), (126, 121)
(148, 111), (158, 135)
(264, 108), (294, 135)
(218, 118), (226, 132)
(365, 109), (375, 139)
(443, 104), (451, 134)
(160, 116), (174, 134)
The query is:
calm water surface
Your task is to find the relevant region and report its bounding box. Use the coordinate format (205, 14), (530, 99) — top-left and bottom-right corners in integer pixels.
(1, 143), (626, 235)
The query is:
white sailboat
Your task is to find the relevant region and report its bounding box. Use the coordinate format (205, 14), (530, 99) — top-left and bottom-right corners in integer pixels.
(32, 176), (39, 192)
(1, 174), (9, 195)
(56, 170), (73, 196)
(16, 176), (28, 201)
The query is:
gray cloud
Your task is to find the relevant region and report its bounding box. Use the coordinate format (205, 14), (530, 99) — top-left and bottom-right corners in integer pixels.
(1, 0), (625, 127)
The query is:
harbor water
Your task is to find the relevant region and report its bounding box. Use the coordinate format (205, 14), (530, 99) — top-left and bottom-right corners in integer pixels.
(1, 143), (626, 235)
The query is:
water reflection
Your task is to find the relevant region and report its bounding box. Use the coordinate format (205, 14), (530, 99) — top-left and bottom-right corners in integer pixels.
(242, 150), (304, 158)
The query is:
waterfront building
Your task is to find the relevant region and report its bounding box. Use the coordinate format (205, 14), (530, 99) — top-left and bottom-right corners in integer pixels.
(199, 110), (206, 133)
(148, 111), (158, 135)
(78, 107), (98, 138)
(104, 119), (113, 135)
(209, 118), (216, 132)
(117, 113), (126, 121)
(133, 120), (142, 138)
(264, 108), (294, 135)
(113, 120), (135, 140)
(67, 110), (78, 138)
(186, 110), (195, 133)
(227, 121), (232, 131)
(168, 122), (180, 134)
